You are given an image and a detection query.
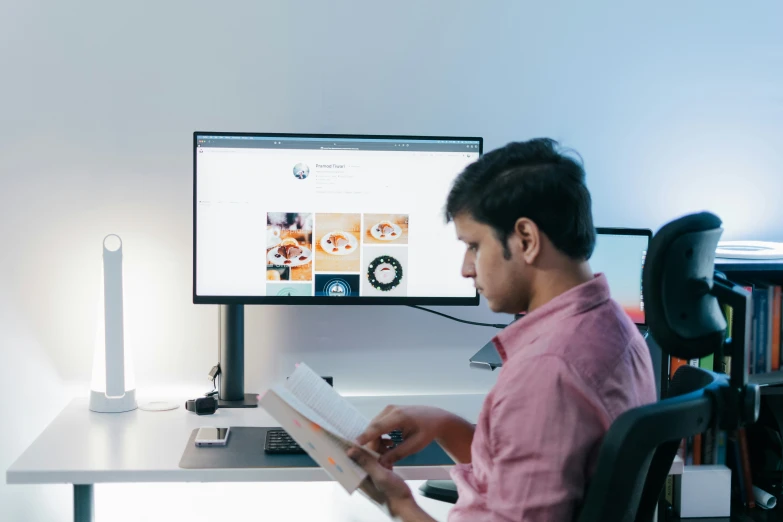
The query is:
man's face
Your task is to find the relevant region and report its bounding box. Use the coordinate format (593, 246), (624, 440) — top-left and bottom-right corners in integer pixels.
(453, 213), (526, 314)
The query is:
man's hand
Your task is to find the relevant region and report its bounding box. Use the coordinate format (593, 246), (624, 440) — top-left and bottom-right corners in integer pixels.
(356, 406), (450, 468)
(357, 405), (474, 468)
(347, 447), (435, 522)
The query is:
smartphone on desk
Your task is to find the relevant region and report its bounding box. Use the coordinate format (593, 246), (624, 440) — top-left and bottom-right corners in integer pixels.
(195, 427), (230, 447)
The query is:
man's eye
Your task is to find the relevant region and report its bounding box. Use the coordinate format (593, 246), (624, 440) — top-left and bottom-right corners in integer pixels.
(468, 244), (478, 252)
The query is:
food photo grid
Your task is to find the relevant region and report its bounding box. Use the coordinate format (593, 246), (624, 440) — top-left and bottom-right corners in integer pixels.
(266, 212), (409, 297)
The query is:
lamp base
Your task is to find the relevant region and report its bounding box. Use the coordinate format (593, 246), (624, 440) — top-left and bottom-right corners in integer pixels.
(89, 389), (138, 413)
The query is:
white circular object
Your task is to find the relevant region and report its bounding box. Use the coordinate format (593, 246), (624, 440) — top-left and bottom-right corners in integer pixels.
(716, 241), (783, 260)
(103, 234), (122, 252)
(138, 401), (180, 412)
(319, 231), (359, 255)
(267, 245), (313, 267)
(370, 222), (402, 241)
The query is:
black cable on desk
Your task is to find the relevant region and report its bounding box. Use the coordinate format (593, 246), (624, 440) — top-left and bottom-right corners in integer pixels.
(408, 305), (509, 329)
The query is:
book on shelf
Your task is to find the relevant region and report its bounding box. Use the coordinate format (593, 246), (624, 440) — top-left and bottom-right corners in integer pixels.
(739, 282), (782, 376)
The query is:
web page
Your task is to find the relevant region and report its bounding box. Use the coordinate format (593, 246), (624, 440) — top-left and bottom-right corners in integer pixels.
(196, 143), (480, 299)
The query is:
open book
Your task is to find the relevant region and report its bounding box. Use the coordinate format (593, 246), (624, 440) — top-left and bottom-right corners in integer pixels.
(259, 363), (389, 508)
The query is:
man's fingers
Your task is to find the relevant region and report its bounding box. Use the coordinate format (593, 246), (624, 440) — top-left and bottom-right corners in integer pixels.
(347, 447), (368, 466)
(356, 407), (402, 445)
(348, 447), (384, 478)
(365, 438), (381, 453)
(378, 434), (422, 468)
(356, 424), (385, 446)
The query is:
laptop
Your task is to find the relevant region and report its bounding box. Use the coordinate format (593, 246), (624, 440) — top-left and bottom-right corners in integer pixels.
(469, 227), (652, 370)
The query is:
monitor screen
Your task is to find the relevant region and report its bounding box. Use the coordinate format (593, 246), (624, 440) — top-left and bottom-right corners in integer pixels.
(194, 133), (483, 305)
(591, 228), (650, 325)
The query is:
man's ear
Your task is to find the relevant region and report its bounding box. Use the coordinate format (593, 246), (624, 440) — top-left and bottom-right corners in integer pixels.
(514, 218), (541, 263)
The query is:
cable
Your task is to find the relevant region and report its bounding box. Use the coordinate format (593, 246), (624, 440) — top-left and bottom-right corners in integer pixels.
(408, 305), (509, 329)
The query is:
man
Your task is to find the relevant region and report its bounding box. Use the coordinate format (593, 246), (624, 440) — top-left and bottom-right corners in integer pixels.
(348, 138), (657, 521)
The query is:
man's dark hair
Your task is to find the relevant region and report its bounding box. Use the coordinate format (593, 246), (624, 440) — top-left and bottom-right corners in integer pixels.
(445, 138), (596, 260)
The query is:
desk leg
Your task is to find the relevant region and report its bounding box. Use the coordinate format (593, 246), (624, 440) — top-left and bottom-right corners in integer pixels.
(74, 484), (94, 522)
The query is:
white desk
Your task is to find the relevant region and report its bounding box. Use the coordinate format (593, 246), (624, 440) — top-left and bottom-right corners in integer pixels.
(7, 394), (486, 521)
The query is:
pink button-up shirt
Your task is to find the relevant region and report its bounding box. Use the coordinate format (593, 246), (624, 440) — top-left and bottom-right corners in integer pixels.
(449, 273), (657, 522)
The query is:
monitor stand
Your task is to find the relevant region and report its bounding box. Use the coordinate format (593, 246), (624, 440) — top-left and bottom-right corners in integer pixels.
(217, 304), (258, 408)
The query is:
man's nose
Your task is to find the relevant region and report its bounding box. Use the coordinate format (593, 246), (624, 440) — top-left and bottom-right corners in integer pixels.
(462, 259), (476, 278)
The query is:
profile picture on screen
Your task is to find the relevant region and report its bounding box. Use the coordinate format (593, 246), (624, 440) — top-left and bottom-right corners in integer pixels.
(293, 163), (310, 180)
(267, 212), (313, 281)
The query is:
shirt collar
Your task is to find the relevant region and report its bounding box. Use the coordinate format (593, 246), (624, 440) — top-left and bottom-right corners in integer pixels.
(493, 273), (611, 363)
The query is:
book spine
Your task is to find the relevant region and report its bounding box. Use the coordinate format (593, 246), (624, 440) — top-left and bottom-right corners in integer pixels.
(702, 427), (716, 465)
(699, 353), (714, 373)
(693, 433), (702, 465)
(716, 430), (727, 465)
(744, 285), (755, 374)
(665, 475), (674, 505)
(771, 286), (781, 371)
(670, 357), (688, 379)
(766, 287), (773, 373)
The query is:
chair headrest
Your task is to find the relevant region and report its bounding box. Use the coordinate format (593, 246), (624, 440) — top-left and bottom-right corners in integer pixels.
(642, 211), (727, 360)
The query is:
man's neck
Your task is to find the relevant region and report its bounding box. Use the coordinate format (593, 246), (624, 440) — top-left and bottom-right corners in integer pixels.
(527, 261), (593, 313)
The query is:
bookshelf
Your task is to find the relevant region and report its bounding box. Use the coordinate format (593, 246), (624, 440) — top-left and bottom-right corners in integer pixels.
(715, 258), (783, 391)
(658, 257), (783, 520)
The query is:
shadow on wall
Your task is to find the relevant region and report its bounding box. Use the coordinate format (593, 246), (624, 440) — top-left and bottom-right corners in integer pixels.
(0, 280), (72, 522)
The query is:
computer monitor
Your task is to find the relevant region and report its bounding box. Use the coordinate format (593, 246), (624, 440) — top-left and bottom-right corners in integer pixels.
(193, 132), (483, 305)
(590, 227), (651, 326)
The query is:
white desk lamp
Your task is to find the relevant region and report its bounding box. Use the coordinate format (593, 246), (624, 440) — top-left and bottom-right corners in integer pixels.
(89, 234), (137, 413)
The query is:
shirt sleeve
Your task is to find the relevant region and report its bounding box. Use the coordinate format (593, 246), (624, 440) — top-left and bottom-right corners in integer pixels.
(485, 354), (609, 522)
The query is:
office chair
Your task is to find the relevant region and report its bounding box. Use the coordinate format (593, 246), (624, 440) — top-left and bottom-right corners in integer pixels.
(577, 211), (760, 522)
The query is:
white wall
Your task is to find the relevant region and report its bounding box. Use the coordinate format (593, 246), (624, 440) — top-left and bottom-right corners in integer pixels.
(2, 0), (782, 520)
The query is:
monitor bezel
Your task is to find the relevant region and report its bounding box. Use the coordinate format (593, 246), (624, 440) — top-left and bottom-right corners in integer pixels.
(193, 131), (484, 306)
(595, 226), (652, 326)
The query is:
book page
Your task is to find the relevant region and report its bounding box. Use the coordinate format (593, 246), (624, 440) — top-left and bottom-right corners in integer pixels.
(284, 363), (371, 441)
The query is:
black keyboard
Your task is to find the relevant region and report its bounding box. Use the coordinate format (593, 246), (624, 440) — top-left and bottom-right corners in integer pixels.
(264, 429), (306, 454)
(263, 428), (404, 454)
